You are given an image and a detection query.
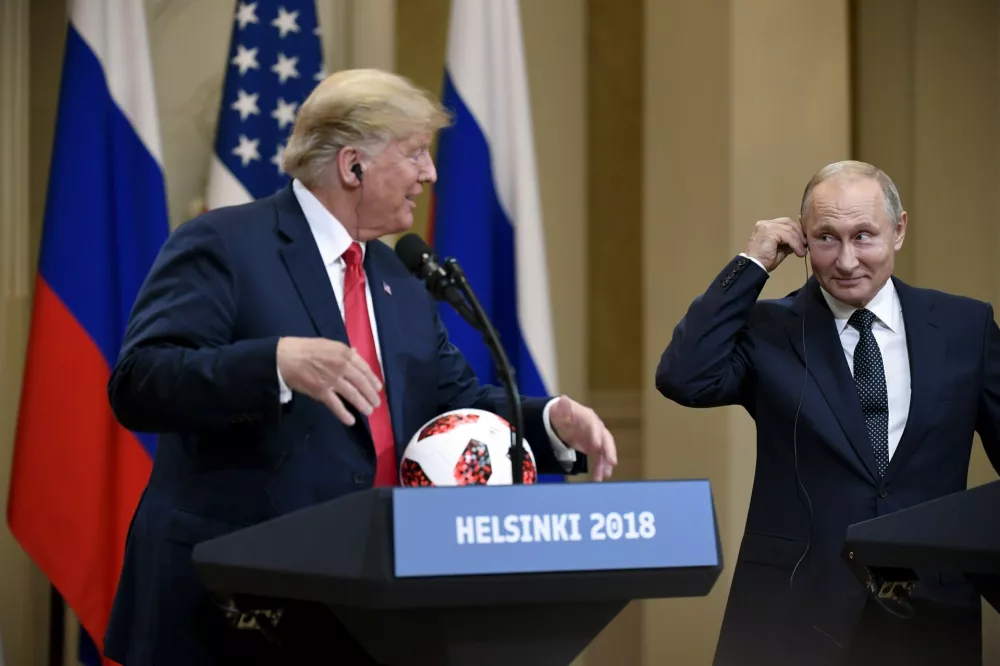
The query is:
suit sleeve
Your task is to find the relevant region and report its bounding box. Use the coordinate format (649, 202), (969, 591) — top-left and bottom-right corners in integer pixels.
(975, 303), (1000, 475)
(655, 255), (768, 409)
(108, 218), (281, 433)
(429, 303), (587, 476)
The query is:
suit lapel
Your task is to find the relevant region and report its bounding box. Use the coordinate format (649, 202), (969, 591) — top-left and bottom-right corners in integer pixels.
(363, 246), (407, 458)
(882, 278), (943, 484)
(275, 188), (350, 345)
(787, 279), (881, 481)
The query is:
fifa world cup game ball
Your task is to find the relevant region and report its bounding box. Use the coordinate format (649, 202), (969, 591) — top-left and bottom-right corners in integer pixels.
(399, 408), (537, 486)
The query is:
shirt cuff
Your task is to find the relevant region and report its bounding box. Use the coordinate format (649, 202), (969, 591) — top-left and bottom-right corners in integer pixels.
(278, 362), (292, 404)
(739, 252), (768, 273)
(543, 397), (576, 472)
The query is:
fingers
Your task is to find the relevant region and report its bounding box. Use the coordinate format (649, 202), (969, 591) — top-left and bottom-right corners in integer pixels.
(348, 348), (383, 394)
(592, 427), (616, 481)
(317, 346), (383, 422)
(578, 410), (615, 482)
(602, 427), (618, 467)
(333, 375), (377, 417)
(322, 389), (356, 426)
(773, 224), (806, 258)
(593, 454), (612, 482)
(342, 356), (382, 410)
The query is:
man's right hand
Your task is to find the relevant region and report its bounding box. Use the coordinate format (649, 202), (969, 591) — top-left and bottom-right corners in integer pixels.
(276, 337), (382, 426)
(745, 217), (808, 272)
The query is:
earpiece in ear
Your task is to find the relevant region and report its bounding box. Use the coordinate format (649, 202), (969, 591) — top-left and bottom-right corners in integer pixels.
(351, 163), (363, 183)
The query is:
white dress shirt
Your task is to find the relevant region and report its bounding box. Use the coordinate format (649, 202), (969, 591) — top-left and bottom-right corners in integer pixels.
(740, 253), (910, 459)
(279, 179), (576, 469)
(818, 279), (910, 460)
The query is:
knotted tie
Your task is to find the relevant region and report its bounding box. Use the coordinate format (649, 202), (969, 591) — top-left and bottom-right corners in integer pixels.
(848, 308), (889, 476)
(343, 242), (396, 486)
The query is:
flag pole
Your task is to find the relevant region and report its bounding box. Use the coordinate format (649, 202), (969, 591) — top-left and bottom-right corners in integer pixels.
(48, 586), (63, 666)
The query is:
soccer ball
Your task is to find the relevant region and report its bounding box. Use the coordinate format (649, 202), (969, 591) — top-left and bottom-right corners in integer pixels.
(399, 408), (537, 486)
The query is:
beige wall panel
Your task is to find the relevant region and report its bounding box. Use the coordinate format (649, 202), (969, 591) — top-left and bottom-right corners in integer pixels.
(579, 2), (644, 663)
(642, 2), (734, 663)
(587, 0), (643, 394)
(643, 1), (849, 663)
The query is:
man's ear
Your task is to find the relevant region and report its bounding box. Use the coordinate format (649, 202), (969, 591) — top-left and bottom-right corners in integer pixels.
(894, 210), (908, 251)
(336, 147), (363, 187)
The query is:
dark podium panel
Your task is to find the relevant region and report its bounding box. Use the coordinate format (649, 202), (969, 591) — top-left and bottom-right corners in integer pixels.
(844, 480), (1000, 613)
(192, 481), (723, 666)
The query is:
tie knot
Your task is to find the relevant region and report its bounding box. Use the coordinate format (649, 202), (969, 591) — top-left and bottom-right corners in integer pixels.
(343, 242), (363, 267)
(849, 308), (876, 332)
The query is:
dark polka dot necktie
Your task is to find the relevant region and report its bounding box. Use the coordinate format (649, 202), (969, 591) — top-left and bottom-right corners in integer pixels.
(849, 308), (889, 476)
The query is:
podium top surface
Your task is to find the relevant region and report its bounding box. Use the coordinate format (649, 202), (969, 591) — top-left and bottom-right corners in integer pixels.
(845, 480), (1000, 574)
(191, 479), (724, 609)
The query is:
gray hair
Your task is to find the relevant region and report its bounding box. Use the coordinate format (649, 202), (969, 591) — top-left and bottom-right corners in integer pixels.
(800, 160), (903, 228)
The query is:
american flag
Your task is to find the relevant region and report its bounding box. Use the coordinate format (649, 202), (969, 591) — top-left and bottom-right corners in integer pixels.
(206, 0), (323, 207)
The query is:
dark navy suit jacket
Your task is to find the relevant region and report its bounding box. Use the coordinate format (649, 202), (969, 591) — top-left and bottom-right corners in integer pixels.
(657, 255), (1000, 665)
(103, 186), (585, 665)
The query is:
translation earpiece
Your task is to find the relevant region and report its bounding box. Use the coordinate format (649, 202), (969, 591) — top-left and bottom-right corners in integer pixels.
(351, 163), (363, 183)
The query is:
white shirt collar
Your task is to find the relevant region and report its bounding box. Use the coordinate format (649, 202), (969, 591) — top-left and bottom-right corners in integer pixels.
(291, 178), (364, 266)
(820, 277), (902, 334)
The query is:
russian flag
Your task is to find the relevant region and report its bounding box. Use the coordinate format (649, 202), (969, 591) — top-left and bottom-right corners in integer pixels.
(6, 0), (168, 662)
(431, 0), (562, 482)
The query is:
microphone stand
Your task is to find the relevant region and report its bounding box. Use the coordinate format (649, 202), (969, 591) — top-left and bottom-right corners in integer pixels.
(443, 259), (526, 485)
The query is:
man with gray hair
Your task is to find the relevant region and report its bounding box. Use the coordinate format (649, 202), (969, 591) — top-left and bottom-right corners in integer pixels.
(657, 160), (999, 665)
(103, 68), (617, 666)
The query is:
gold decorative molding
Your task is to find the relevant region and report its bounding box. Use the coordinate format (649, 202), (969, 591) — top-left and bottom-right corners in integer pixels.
(1, 0), (31, 299)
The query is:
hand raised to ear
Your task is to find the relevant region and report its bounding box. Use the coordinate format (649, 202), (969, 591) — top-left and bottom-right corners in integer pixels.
(746, 217), (807, 273)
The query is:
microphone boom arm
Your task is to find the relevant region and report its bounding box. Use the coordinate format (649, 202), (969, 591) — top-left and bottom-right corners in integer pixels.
(443, 259), (526, 485)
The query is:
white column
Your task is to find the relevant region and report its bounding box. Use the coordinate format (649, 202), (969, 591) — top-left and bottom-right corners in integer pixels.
(350, 0), (396, 71)
(318, 0), (351, 72)
(321, 0), (396, 73)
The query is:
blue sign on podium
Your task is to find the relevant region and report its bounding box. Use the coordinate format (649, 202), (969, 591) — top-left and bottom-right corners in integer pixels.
(392, 480), (719, 578)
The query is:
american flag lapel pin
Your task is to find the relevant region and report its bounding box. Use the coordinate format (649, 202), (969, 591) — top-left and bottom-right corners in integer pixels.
(383, 281), (392, 295)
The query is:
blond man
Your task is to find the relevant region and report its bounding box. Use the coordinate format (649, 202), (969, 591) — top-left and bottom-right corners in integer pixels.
(104, 69), (616, 666)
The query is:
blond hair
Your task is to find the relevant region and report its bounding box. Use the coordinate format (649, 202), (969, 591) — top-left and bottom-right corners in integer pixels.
(800, 160), (903, 228)
(283, 68), (451, 187)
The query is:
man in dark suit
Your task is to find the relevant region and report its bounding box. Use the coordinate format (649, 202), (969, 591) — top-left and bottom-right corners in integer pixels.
(656, 160), (999, 666)
(103, 68), (617, 666)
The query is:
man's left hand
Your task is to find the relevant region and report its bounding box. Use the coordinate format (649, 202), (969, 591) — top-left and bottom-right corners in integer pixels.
(550, 396), (617, 481)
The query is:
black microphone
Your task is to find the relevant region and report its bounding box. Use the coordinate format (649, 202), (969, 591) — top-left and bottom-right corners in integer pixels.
(394, 233), (527, 484)
(395, 233), (477, 327)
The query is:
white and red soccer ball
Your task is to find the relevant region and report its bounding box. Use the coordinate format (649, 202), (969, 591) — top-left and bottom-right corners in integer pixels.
(399, 408), (537, 486)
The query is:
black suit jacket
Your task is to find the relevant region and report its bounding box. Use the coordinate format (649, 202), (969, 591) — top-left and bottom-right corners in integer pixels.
(656, 256), (1000, 665)
(102, 186), (585, 665)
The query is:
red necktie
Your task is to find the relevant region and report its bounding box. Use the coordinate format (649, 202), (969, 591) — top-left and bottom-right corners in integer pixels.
(342, 242), (396, 486)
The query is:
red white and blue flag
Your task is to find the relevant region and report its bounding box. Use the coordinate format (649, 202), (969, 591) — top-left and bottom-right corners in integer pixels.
(205, 0), (324, 208)
(6, 0), (168, 661)
(430, 1), (563, 479)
